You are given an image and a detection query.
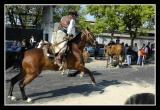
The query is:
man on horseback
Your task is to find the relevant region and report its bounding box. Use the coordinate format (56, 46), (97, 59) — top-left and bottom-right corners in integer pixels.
(54, 10), (80, 70)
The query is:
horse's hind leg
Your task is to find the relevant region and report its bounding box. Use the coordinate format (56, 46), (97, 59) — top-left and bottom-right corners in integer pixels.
(119, 55), (123, 67)
(8, 72), (23, 101)
(19, 73), (38, 102)
(84, 67), (96, 86)
(67, 70), (80, 77)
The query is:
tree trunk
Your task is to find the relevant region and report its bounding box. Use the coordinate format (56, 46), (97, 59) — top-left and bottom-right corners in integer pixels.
(8, 9), (18, 28)
(111, 31), (114, 40)
(131, 27), (138, 47)
(18, 14), (26, 28)
(131, 38), (134, 47)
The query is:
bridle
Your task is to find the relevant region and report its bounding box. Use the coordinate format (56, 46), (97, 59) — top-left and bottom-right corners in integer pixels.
(81, 30), (95, 46)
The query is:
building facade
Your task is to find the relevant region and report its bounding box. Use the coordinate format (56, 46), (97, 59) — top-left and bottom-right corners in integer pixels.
(96, 33), (155, 49)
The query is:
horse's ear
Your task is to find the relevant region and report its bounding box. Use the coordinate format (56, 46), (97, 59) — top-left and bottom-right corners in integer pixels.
(86, 27), (90, 31)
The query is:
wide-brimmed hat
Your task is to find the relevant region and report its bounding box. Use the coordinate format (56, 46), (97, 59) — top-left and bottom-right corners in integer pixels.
(68, 11), (78, 16)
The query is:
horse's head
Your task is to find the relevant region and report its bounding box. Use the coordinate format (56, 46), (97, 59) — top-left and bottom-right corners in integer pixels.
(81, 28), (96, 46)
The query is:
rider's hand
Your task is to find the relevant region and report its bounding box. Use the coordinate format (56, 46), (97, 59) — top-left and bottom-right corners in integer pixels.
(64, 35), (73, 41)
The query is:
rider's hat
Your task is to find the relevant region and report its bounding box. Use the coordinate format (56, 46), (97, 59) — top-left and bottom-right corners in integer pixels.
(68, 10), (78, 17)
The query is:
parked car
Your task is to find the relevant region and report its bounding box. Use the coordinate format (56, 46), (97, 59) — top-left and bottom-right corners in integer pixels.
(5, 40), (21, 69)
(85, 46), (105, 57)
(85, 46), (95, 57)
(6, 40), (21, 52)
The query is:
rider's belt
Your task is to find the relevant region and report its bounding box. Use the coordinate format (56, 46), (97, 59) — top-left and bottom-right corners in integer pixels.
(61, 28), (67, 34)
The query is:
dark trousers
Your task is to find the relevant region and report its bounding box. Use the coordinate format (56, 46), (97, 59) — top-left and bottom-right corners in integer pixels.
(94, 51), (99, 59)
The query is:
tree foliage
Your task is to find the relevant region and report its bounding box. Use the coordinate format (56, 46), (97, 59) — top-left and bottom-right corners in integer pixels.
(5, 5), (43, 29)
(5, 5), (155, 46)
(53, 5), (80, 22)
(83, 5), (154, 46)
(118, 5), (155, 46)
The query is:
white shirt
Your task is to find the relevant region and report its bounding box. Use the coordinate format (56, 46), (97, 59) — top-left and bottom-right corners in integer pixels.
(67, 19), (76, 37)
(132, 46), (138, 52)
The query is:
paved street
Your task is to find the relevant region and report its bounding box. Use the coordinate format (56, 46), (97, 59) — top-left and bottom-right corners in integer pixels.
(5, 59), (155, 105)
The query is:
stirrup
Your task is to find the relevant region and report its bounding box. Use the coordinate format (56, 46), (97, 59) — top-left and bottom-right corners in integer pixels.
(59, 65), (63, 71)
(59, 62), (64, 71)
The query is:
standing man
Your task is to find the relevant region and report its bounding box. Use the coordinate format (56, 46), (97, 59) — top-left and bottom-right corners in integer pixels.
(145, 42), (151, 59)
(94, 41), (100, 60)
(132, 43), (138, 53)
(126, 46), (132, 66)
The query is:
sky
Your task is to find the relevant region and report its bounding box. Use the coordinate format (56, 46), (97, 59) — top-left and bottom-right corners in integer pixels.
(80, 4), (95, 21)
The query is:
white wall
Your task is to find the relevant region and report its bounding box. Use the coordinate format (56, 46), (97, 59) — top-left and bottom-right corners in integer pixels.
(96, 36), (155, 49)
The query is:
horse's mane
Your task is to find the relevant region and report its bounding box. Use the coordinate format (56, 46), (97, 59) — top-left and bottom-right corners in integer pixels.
(69, 32), (82, 44)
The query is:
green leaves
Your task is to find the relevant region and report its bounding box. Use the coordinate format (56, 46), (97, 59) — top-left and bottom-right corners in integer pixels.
(5, 5), (43, 28)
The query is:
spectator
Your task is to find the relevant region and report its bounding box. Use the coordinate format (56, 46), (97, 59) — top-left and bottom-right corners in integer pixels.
(141, 47), (146, 66)
(11, 41), (18, 50)
(94, 41), (100, 60)
(15, 41), (22, 52)
(137, 49), (143, 65)
(108, 39), (115, 46)
(116, 38), (120, 44)
(150, 43), (155, 55)
(132, 43), (138, 53)
(124, 43), (129, 63)
(144, 46), (149, 59)
(141, 43), (145, 50)
(126, 46), (132, 66)
(145, 42), (151, 59)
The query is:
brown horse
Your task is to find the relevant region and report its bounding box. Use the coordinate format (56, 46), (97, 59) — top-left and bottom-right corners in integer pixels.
(7, 29), (96, 102)
(104, 44), (124, 68)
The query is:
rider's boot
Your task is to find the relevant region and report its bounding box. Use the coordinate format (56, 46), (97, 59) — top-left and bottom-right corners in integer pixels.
(55, 53), (64, 71)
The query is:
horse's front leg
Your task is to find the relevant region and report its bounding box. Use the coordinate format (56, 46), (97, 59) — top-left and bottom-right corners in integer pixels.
(8, 72), (23, 101)
(61, 69), (65, 75)
(119, 55), (123, 68)
(61, 69), (70, 75)
(84, 67), (96, 86)
(19, 73), (38, 103)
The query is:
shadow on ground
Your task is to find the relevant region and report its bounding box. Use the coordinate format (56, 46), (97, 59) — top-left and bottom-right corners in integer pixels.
(28, 80), (123, 102)
(67, 70), (103, 77)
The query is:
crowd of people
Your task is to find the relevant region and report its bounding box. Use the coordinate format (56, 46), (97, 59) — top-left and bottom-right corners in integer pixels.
(6, 35), (37, 52)
(122, 41), (155, 66)
(84, 39), (155, 67)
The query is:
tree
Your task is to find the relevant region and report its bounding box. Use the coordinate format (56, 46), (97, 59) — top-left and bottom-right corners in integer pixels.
(85, 5), (125, 38)
(118, 5), (155, 46)
(84, 5), (154, 46)
(52, 5), (80, 22)
(5, 5), (43, 29)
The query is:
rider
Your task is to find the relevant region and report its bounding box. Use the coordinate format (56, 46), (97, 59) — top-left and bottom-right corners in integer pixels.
(55, 10), (80, 70)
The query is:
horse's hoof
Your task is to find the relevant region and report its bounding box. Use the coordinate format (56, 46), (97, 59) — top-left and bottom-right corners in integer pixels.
(92, 82), (96, 86)
(8, 96), (17, 101)
(26, 97), (32, 103)
(8, 96), (11, 98)
(80, 72), (84, 78)
(80, 75), (83, 79)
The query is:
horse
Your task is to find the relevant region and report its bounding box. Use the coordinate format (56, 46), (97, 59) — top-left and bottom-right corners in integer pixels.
(7, 29), (96, 102)
(104, 43), (124, 68)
